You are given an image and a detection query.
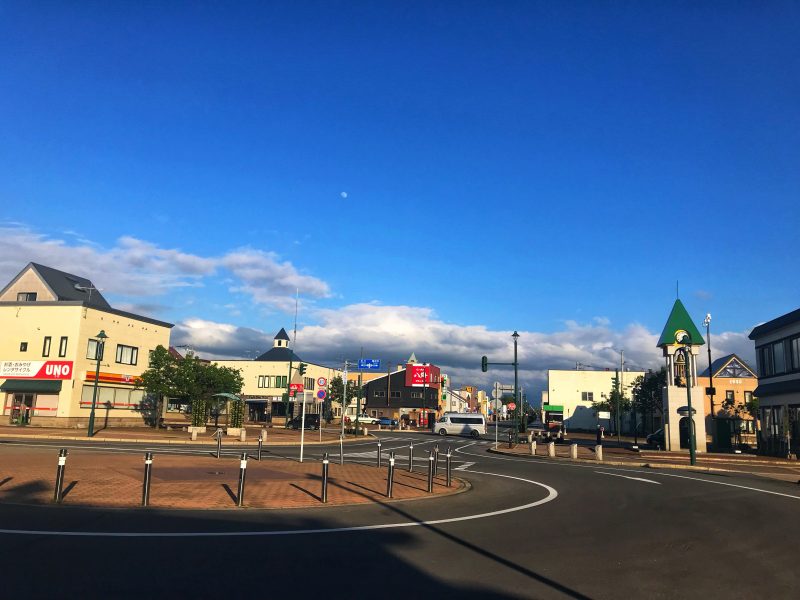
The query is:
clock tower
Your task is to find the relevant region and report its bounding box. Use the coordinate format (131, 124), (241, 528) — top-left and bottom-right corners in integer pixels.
(657, 299), (708, 452)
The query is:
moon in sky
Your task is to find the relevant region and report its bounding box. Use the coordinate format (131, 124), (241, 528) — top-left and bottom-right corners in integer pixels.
(340, 192), (348, 199)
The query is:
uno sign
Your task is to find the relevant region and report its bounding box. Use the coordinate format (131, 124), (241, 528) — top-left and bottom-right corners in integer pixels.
(0, 360), (74, 380)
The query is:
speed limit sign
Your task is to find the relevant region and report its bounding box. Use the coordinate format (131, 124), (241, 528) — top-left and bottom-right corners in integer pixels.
(317, 377), (328, 387)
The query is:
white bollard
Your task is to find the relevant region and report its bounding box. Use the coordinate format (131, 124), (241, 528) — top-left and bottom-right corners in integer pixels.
(548, 442), (555, 457)
(191, 430), (197, 441)
(595, 445), (603, 461)
(240, 429), (247, 442)
(570, 443), (578, 459)
(527, 431), (533, 444)
(530, 441), (536, 456)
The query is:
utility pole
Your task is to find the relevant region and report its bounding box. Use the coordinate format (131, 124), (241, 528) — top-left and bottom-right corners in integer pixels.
(619, 349), (624, 444)
(340, 360), (349, 438)
(513, 331), (520, 444)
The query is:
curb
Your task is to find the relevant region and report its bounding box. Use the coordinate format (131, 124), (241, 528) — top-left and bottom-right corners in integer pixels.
(486, 447), (738, 474)
(0, 432), (375, 446)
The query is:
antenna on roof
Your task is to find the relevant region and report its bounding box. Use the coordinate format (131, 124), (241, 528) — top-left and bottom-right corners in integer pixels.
(73, 283), (100, 304)
(676, 280), (679, 299)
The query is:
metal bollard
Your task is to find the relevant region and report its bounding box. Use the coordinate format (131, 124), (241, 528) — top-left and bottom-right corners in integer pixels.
(321, 452), (329, 503)
(570, 443), (578, 459)
(531, 441), (536, 456)
(446, 448), (452, 487)
(53, 448), (68, 503)
(142, 451), (153, 507)
(508, 430), (513, 448)
(257, 432), (263, 461)
(427, 451), (434, 493)
(408, 442), (414, 472)
(434, 444), (440, 476)
(387, 451), (395, 498)
(237, 452), (248, 507)
(376, 440), (382, 468)
(216, 429), (222, 459)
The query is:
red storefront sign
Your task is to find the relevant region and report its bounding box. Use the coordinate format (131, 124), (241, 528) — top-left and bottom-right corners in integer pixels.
(405, 364), (441, 388)
(86, 371), (142, 386)
(0, 360), (74, 380)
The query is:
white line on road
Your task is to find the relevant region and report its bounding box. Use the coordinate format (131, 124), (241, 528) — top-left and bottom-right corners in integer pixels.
(0, 470), (557, 538)
(455, 462), (475, 471)
(595, 471), (660, 485)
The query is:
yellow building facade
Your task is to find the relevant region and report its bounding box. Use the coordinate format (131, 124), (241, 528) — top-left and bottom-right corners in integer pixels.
(0, 263), (172, 428)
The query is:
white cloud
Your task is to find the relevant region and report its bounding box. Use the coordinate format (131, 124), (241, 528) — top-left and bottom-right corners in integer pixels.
(172, 302), (756, 396)
(0, 224), (328, 311)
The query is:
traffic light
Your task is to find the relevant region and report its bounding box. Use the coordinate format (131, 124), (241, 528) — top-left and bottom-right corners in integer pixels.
(298, 363), (307, 376)
(481, 356), (488, 372)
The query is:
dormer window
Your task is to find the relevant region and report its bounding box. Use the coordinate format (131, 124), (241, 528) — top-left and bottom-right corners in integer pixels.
(17, 292), (37, 302)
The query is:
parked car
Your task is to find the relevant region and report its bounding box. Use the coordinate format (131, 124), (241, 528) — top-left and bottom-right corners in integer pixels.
(435, 413), (487, 438)
(646, 428), (664, 447)
(345, 414), (379, 425)
(289, 414), (321, 430)
(377, 417), (398, 427)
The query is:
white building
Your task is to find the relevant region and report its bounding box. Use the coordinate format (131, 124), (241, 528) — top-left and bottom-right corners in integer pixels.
(542, 368), (645, 431)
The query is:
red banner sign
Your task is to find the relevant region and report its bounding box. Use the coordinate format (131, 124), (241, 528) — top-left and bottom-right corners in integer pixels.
(405, 364), (441, 388)
(289, 382), (304, 392)
(0, 360), (74, 380)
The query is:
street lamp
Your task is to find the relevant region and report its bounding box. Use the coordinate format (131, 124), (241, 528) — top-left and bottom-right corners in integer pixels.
(703, 313), (715, 427)
(512, 331), (520, 443)
(676, 331), (697, 465)
(87, 330), (108, 438)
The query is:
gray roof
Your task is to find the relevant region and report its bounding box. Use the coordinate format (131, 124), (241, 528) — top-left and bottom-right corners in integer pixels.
(699, 354), (756, 378)
(255, 346), (302, 362)
(274, 328), (291, 341)
(749, 307), (800, 340)
(29, 262), (112, 309)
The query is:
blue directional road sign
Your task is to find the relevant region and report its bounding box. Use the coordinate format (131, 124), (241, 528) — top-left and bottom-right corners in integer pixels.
(358, 359), (381, 370)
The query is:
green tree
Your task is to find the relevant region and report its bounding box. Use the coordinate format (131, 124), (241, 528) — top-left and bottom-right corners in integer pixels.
(592, 374), (631, 434)
(172, 354), (244, 427)
(136, 345), (178, 427)
(327, 376), (361, 419)
(631, 368), (666, 435)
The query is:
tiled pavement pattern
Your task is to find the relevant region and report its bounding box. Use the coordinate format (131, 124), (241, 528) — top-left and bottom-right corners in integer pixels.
(494, 440), (800, 482)
(0, 446), (465, 509)
(0, 424), (366, 445)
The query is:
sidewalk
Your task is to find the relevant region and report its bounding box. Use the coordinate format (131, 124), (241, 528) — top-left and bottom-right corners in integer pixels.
(0, 445), (466, 509)
(0, 424), (368, 446)
(490, 441), (800, 483)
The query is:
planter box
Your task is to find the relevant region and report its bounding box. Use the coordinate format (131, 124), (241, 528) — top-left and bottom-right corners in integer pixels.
(188, 426), (207, 434)
(226, 427), (242, 436)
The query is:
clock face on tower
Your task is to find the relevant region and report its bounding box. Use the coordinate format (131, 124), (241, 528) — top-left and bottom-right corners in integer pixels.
(674, 329), (689, 344)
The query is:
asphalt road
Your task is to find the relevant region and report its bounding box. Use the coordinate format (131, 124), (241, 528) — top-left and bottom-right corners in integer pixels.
(2, 429), (799, 599)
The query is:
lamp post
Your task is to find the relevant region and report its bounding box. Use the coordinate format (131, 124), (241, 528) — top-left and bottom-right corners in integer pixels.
(703, 313), (715, 427)
(512, 331), (520, 444)
(677, 332), (697, 466)
(87, 330), (108, 438)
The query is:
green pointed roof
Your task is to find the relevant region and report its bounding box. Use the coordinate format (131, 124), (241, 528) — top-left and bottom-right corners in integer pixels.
(657, 299), (705, 347)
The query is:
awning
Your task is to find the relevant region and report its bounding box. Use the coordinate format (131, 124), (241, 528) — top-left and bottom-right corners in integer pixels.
(543, 405), (564, 412)
(0, 379), (63, 393)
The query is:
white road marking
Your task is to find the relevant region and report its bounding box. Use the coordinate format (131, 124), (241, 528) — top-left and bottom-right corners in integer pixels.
(0, 470), (557, 538)
(455, 462), (475, 471)
(454, 446), (800, 501)
(595, 471), (660, 485)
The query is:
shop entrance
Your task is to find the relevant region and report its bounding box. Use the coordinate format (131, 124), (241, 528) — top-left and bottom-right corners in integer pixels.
(9, 393), (34, 425)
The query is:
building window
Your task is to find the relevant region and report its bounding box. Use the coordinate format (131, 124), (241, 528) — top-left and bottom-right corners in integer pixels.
(757, 345), (773, 377)
(16, 292), (36, 301)
(744, 391), (753, 404)
(304, 377), (314, 390)
(42, 336), (51, 357)
(411, 391), (422, 399)
(375, 390), (386, 397)
(115, 344), (138, 366)
(19, 342), (28, 352)
(86, 339), (101, 360)
(58, 336), (68, 357)
(258, 376), (266, 388)
(773, 341), (786, 375)
(791, 337), (800, 372)
(725, 390), (735, 402)
(581, 391), (594, 403)
(390, 391), (401, 398)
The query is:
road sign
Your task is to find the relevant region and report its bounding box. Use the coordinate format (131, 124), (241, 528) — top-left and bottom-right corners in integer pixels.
(597, 411), (611, 419)
(507, 402), (517, 411)
(491, 399), (503, 410)
(290, 382), (304, 393)
(317, 377), (327, 387)
(358, 359), (381, 370)
(316, 389), (327, 401)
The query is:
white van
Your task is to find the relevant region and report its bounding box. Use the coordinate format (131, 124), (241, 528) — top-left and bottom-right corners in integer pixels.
(435, 413), (486, 438)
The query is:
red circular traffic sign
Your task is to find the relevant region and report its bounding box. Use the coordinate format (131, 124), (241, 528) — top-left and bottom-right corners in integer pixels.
(507, 402), (517, 410)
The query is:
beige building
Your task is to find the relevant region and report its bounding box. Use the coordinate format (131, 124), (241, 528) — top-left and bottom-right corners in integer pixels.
(0, 263), (173, 428)
(212, 329), (341, 424)
(543, 368), (646, 431)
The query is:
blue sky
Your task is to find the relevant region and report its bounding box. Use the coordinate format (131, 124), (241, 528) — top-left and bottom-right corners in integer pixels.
(1, 2), (798, 390)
